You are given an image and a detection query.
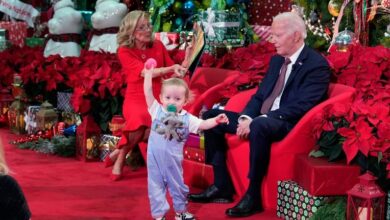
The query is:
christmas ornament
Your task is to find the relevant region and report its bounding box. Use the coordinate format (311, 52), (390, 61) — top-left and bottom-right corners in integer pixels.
(175, 17), (184, 27)
(328, 0), (342, 17)
(309, 10), (320, 25)
(202, 0), (211, 8)
(226, 0), (234, 7)
(162, 22), (172, 32)
(334, 29), (355, 52)
(183, 0), (195, 15)
(172, 1), (183, 14)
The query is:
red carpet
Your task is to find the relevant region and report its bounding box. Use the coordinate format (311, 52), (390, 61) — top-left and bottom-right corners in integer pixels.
(1, 128), (279, 220)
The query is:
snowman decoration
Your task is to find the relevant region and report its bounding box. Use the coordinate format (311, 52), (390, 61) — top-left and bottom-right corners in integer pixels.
(88, 0), (128, 53)
(44, 0), (83, 57)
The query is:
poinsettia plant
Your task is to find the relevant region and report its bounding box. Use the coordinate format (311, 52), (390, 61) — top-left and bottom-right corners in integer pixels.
(312, 44), (390, 179)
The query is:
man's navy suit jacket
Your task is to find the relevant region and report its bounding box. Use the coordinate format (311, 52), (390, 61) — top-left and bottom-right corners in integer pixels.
(241, 45), (331, 125)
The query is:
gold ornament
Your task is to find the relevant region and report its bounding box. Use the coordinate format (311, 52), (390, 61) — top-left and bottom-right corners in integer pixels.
(328, 0), (342, 17)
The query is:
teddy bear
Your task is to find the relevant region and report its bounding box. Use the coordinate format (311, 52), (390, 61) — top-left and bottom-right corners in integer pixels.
(44, 0), (83, 57)
(88, 0), (128, 53)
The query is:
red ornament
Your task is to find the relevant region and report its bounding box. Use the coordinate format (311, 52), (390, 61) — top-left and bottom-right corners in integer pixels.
(346, 172), (385, 220)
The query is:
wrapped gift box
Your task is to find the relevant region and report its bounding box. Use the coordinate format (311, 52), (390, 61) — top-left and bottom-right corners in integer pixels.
(277, 180), (327, 219)
(25, 105), (40, 134)
(183, 159), (213, 189)
(185, 134), (205, 149)
(294, 155), (360, 196)
(25, 37), (45, 47)
(185, 134), (200, 148)
(57, 92), (73, 112)
(154, 32), (179, 50)
(99, 134), (120, 161)
(184, 146), (205, 163)
(199, 10), (242, 42)
(0, 22), (27, 47)
(387, 191), (390, 220)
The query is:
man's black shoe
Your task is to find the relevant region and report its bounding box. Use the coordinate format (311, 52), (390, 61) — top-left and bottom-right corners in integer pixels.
(187, 185), (233, 203)
(225, 194), (263, 217)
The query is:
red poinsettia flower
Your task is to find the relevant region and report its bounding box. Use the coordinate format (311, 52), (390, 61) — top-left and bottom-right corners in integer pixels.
(70, 87), (91, 114)
(338, 118), (375, 163)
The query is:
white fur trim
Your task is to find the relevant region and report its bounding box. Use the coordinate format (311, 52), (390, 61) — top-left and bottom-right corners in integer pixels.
(54, 0), (75, 11)
(96, 0), (120, 5)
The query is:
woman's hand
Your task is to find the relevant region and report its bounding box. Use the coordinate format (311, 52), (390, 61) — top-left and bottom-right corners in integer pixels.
(172, 64), (187, 78)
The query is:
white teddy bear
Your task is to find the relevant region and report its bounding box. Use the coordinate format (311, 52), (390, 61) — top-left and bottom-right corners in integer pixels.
(88, 0), (128, 53)
(44, 0), (84, 57)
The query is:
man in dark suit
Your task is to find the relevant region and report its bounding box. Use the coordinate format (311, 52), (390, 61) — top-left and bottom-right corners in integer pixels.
(188, 12), (331, 217)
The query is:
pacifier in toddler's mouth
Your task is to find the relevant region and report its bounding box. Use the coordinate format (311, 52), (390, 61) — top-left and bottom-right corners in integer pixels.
(167, 104), (177, 113)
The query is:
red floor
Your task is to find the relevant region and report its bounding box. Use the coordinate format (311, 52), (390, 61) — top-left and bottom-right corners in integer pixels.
(1, 128), (279, 220)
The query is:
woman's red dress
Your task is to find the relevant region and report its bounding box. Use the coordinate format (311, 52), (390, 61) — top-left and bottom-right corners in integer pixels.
(116, 40), (174, 148)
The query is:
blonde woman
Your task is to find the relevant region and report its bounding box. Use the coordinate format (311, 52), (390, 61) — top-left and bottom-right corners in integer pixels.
(0, 140), (31, 219)
(104, 10), (188, 181)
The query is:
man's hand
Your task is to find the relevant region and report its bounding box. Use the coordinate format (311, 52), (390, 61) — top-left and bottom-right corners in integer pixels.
(236, 118), (251, 139)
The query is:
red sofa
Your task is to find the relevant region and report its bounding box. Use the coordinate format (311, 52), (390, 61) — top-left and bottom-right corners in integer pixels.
(223, 83), (356, 209)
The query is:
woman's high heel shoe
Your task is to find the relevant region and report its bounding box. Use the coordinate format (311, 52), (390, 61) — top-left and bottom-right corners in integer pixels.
(104, 156), (115, 168)
(110, 173), (123, 181)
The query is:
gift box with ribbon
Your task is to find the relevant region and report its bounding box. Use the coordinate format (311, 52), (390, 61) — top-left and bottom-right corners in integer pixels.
(154, 32), (180, 50)
(200, 8), (242, 44)
(0, 21), (27, 47)
(277, 180), (327, 220)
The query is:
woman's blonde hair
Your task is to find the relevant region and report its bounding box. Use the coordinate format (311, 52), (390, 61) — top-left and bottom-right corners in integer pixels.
(117, 10), (151, 48)
(0, 140), (9, 175)
(162, 78), (194, 103)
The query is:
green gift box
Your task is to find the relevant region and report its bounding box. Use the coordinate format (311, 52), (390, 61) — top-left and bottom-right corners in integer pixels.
(200, 9), (242, 43)
(277, 180), (327, 220)
(25, 38), (45, 47)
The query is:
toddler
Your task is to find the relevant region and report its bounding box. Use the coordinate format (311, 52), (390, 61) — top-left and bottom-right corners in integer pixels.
(143, 59), (229, 220)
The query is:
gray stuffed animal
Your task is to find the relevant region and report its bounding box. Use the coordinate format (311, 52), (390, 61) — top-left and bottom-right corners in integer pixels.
(156, 105), (184, 142)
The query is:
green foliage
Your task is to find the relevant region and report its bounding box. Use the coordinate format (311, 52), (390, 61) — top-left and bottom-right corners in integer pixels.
(16, 135), (76, 157)
(90, 94), (123, 133)
(315, 117), (349, 161)
(310, 197), (346, 220)
(51, 135), (76, 157)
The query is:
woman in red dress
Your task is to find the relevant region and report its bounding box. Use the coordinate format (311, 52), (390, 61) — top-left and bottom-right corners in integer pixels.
(105, 10), (188, 181)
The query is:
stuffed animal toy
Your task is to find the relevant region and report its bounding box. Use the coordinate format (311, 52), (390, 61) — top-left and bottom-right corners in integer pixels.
(44, 0), (83, 57)
(156, 105), (185, 142)
(88, 0), (128, 53)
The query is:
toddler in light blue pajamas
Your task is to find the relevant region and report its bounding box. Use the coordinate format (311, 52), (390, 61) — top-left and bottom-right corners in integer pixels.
(143, 61), (229, 220)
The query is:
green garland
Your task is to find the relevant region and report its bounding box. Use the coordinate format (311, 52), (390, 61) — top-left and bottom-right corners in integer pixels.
(310, 197), (347, 220)
(17, 135), (76, 157)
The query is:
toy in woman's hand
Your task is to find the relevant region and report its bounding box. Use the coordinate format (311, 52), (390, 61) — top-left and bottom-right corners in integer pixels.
(156, 105), (185, 142)
(44, 0), (83, 57)
(88, 0), (128, 53)
(145, 58), (157, 70)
